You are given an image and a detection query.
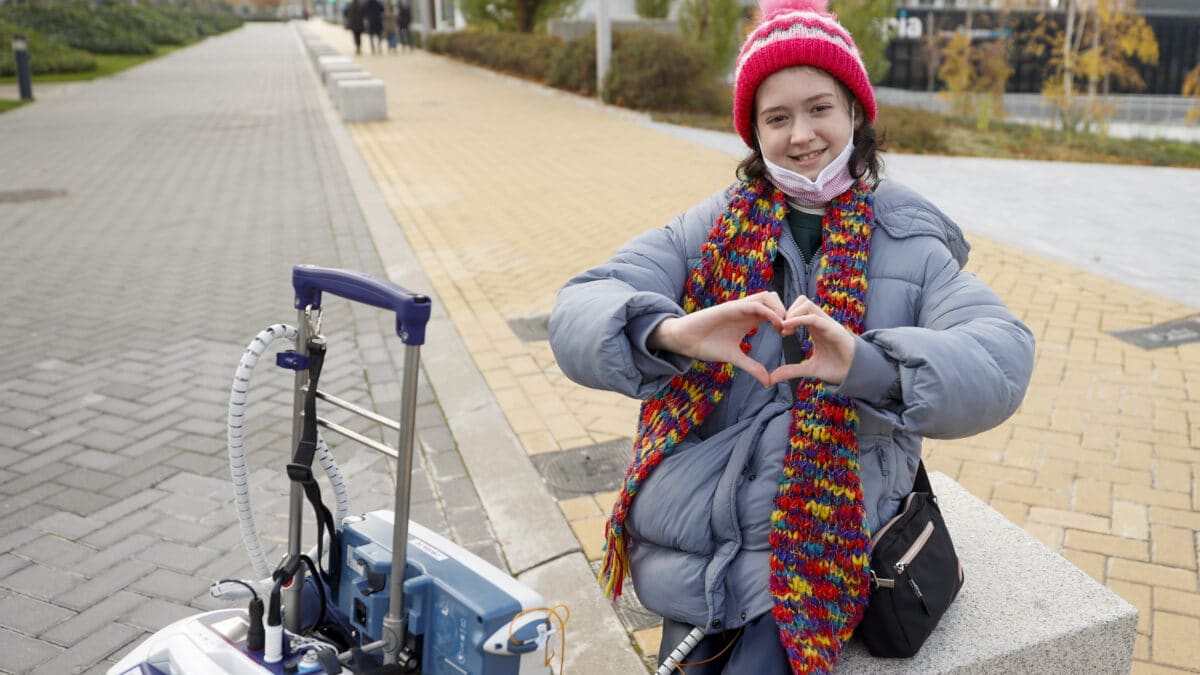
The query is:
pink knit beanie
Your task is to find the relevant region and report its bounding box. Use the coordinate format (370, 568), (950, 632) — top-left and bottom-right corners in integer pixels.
(733, 0), (876, 148)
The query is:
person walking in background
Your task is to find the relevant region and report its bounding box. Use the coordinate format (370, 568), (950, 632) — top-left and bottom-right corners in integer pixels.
(397, 0), (413, 52)
(365, 0), (385, 55)
(343, 0), (364, 55)
(384, 1), (399, 54)
(548, 0), (1034, 672)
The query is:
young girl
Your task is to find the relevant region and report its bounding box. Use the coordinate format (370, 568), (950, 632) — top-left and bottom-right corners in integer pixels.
(548, 0), (1035, 672)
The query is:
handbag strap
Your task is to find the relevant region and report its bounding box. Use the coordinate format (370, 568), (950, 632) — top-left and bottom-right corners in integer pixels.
(913, 459), (933, 495)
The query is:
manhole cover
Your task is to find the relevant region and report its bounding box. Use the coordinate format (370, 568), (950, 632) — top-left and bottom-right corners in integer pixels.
(0, 188), (66, 203)
(1109, 316), (1200, 350)
(589, 559), (662, 632)
(506, 313), (550, 342)
(530, 438), (632, 498)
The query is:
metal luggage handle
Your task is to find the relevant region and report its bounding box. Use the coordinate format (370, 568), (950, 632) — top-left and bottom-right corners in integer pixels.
(293, 264), (431, 345)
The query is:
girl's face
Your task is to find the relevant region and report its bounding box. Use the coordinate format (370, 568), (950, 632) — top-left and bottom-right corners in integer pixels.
(754, 66), (857, 181)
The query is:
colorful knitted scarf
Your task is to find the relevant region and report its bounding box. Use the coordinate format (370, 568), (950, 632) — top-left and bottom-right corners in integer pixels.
(599, 177), (874, 674)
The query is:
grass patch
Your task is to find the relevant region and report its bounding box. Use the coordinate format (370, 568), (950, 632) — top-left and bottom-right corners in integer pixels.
(653, 103), (1200, 169)
(0, 98), (29, 113)
(0, 45), (180, 84)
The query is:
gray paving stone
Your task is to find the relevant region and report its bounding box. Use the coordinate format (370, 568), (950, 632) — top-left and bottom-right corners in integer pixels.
(9, 442), (82, 473)
(56, 559), (157, 612)
(64, 449), (127, 474)
(39, 590), (143, 647)
(150, 493), (222, 521)
(437, 476), (483, 512)
(102, 465), (180, 500)
(55, 467), (122, 493)
(146, 516), (221, 546)
(73, 534), (157, 577)
(97, 383), (153, 402)
(89, 490), (166, 524)
(14, 535), (95, 569)
(0, 591), (75, 637)
(0, 528), (39, 555)
(130, 567), (213, 605)
(80, 510), (159, 549)
(75, 429), (137, 454)
(0, 424), (37, 449)
(0, 626), (62, 672)
(41, 486), (118, 516)
(34, 511), (105, 540)
(1, 561), (85, 601)
(429, 450), (467, 481)
(30, 621), (141, 675)
(445, 506), (497, 548)
(0, 553), (30, 578)
(137, 542), (219, 575)
(117, 429), (183, 460)
(124, 597), (198, 633)
(0, 407), (50, 429)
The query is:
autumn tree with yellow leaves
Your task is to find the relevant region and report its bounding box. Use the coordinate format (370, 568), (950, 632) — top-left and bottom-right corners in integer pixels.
(1026, 0), (1158, 134)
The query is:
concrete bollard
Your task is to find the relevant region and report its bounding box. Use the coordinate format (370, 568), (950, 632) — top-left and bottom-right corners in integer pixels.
(337, 79), (386, 122)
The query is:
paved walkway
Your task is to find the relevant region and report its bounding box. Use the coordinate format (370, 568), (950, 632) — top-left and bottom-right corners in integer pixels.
(308, 18), (1200, 674)
(0, 23), (521, 673)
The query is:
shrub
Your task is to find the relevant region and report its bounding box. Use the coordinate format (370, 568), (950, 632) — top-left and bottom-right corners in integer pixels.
(546, 30), (598, 95)
(0, 2), (155, 54)
(96, 3), (195, 46)
(0, 18), (96, 76)
(428, 30), (562, 81)
(605, 29), (724, 113)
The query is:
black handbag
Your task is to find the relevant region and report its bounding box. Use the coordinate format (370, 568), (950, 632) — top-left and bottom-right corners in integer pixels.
(857, 461), (964, 658)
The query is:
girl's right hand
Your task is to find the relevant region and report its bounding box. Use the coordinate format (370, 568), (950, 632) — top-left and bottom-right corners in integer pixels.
(647, 291), (787, 387)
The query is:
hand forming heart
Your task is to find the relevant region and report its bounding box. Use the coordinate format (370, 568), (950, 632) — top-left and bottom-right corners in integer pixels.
(647, 291), (856, 389)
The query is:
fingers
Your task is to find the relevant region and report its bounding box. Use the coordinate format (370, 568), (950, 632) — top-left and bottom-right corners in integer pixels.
(732, 353), (773, 388)
(768, 362), (808, 385)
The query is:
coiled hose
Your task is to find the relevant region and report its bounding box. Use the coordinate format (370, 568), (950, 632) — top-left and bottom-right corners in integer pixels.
(227, 323), (350, 579)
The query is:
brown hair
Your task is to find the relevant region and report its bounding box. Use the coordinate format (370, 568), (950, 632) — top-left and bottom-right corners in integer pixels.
(736, 79), (885, 186)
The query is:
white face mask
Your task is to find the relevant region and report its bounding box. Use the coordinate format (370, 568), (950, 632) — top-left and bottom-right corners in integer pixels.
(761, 108), (856, 208)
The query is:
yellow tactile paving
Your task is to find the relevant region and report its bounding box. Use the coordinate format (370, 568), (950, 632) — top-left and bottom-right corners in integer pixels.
(308, 20), (1200, 672)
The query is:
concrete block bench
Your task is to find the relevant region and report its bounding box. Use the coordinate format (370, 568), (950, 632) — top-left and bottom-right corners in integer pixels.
(328, 71), (374, 109)
(837, 472), (1137, 673)
(318, 56), (359, 83)
(337, 79), (387, 122)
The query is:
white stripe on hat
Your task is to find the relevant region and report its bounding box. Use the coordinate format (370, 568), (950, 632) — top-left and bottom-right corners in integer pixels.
(735, 14), (864, 79)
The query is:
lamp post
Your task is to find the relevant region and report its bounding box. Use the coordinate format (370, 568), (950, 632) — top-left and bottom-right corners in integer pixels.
(12, 35), (33, 101)
(595, 0), (610, 100)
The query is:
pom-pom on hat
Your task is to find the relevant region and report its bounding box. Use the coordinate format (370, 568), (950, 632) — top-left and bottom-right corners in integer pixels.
(733, 0), (876, 148)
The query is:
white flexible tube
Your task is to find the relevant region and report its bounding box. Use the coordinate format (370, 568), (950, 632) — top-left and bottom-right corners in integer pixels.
(657, 626), (705, 675)
(228, 324), (350, 579)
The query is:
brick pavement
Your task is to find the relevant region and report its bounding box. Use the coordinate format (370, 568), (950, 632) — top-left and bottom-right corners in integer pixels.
(309, 18), (1200, 673)
(0, 24), (504, 673)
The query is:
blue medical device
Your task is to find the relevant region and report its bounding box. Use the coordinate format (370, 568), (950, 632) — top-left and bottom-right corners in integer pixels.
(110, 266), (557, 675)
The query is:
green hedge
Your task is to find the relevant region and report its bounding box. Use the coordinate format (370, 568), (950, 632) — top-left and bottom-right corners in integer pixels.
(431, 28), (725, 114)
(606, 30), (722, 113)
(0, 18), (96, 76)
(97, 4), (195, 46)
(0, 2), (155, 54)
(428, 30), (562, 82)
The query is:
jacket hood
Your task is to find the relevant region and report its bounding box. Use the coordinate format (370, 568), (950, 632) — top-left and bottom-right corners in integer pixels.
(872, 179), (970, 267)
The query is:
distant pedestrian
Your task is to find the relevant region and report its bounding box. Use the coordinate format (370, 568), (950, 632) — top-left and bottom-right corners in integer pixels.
(384, 1), (399, 53)
(343, 0), (365, 55)
(549, 0), (1034, 672)
(365, 0), (385, 55)
(397, 0), (413, 52)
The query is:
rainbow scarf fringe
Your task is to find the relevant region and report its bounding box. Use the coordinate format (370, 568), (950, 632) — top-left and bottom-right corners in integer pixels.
(598, 178), (874, 674)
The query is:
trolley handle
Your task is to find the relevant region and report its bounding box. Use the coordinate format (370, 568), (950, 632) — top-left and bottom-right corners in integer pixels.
(292, 265), (431, 345)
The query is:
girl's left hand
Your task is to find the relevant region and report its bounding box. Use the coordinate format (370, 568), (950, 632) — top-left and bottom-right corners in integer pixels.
(769, 296), (855, 386)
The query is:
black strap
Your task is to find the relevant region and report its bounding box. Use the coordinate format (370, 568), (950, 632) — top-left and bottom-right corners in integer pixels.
(287, 337), (340, 581)
(913, 460), (933, 495)
(772, 254), (807, 368)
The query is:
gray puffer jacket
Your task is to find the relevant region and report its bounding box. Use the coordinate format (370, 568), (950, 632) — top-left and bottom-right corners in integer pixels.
(548, 179), (1034, 634)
